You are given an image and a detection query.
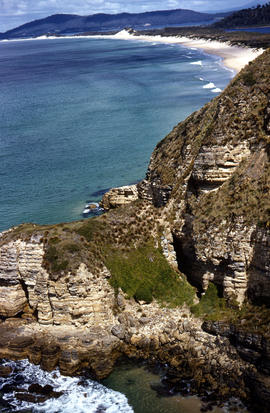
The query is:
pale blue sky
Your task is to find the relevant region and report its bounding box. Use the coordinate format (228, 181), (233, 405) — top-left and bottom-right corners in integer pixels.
(0, 0), (268, 32)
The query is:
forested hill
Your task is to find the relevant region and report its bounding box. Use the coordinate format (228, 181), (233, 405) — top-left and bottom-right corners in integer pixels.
(0, 8), (227, 39)
(214, 2), (270, 28)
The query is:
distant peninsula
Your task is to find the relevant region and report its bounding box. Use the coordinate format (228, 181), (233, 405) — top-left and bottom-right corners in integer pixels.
(213, 2), (270, 28)
(0, 8), (228, 40)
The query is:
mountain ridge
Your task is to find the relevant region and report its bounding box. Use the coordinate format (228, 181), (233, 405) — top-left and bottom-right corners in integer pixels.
(0, 8), (227, 39)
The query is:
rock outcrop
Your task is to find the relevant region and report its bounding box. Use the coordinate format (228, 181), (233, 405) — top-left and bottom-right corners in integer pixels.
(0, 237), (115, 326)
(0, 297), (252, 403)
(138, 48), (270, 305)
(100, 184), (138, 210)
(1, 48), (270, 411)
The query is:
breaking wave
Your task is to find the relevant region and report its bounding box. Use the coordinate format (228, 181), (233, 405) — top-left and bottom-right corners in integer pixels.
(0, 359), (134, 413)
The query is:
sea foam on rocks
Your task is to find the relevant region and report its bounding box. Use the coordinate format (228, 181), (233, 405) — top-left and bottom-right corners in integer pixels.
(0, 359), (134, 413)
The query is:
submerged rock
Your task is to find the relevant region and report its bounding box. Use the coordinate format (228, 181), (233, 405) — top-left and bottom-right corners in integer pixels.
(0, 365), (12, 377)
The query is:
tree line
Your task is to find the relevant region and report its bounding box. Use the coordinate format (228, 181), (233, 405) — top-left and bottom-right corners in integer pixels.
(214, 2), (270, 28)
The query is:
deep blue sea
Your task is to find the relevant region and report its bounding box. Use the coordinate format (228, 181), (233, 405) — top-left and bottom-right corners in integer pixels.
(0, 36), (232, 231)
(0, 36), (247, 412)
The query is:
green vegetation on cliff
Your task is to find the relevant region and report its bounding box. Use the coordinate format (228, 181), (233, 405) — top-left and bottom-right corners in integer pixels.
(191, 283), (226, 318)
(190, 283), (270, 336)
(139, 26), (270, 49)
(106, 244), (195, 306)
(1, 43), (270, 333)
(193, 159), (270, 231)
(0, 199), (195, 308)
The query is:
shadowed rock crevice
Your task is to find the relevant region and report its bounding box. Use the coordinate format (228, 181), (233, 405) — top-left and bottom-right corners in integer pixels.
(19, 279), (30, 303)
(172, 226), (201, 292)
(247, 226), (270, 307)
(172, 215), (229, 298)
(263, 98), (270, 135)
(137, 179), (172, 207)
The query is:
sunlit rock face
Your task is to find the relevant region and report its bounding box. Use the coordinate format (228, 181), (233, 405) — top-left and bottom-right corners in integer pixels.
(140, 48), (270, 305)
(0, 48), (270, 412)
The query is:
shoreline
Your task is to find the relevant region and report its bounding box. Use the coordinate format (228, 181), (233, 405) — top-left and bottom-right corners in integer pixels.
(177, 37), (264, 73)
(0, 33), (270, 413)
(0, 30), (264, 74)
(113, 30), (264, 74)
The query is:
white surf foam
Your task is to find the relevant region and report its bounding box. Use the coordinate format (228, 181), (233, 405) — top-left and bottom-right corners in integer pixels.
(190, 60), (202, 66)
(0, 34), (94, 42)
(113, 29), (135, 39)
(203, 82), (216, 89)
(211, 88), (222, 93)
(1, 359), (134, 413)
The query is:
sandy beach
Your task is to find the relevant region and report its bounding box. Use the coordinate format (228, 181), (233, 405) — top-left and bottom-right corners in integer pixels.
(113, 30), (264, 74)
(1, 29), (264, 74)
(177, 37), (264, 73)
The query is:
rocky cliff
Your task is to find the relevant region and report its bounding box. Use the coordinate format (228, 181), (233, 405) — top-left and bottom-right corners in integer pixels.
(1, 48), (270, 410)
(138, 47), (270, 306)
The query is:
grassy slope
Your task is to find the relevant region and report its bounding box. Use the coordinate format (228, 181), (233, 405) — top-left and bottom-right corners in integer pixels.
(0, 200), (195, 307)
(2, 49), (270, 327)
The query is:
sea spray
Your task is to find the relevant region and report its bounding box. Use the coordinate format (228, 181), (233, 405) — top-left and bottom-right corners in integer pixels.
(0, 359), (134, 413)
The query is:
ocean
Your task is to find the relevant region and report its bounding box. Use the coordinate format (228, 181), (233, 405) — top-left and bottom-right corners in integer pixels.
(0, 34), (237, 412)
(0, 34), (233, 232)
(0, 358), (248, 413)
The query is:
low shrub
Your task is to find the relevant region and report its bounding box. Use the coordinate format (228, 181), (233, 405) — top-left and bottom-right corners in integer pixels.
(75, 219), (106, 242)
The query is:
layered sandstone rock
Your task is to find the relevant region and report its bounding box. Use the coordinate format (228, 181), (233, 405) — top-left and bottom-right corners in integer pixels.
(0, 46), (270, 412)
(138, 48), (270, 305)
(0, 237), (115, 326)
(0, 298), (251, 402)
(100, 184), (138, 210)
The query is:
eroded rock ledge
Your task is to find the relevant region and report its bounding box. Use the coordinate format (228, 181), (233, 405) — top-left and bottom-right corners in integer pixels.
(0, 297), (257, 406)
(0, 230), (269, 410)
(100, 185), (138, 210)
(1, 47), (270, 411)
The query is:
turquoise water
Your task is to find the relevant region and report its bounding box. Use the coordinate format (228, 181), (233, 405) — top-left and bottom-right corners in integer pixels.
(0, 36), (233, 231)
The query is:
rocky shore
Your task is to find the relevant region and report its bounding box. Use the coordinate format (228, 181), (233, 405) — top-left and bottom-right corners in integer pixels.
(0, 298), (258, 407)
(1, 44), (270, 411)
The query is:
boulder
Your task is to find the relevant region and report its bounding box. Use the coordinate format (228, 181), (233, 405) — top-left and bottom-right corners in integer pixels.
(100, 185), (138, 210)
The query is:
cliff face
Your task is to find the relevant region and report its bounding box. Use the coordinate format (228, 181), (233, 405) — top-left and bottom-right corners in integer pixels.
(1, 48), (270, 410)
(0, 232), (251, 402)
(0, 236), (115, 325)
(138, 48), (270, 305)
